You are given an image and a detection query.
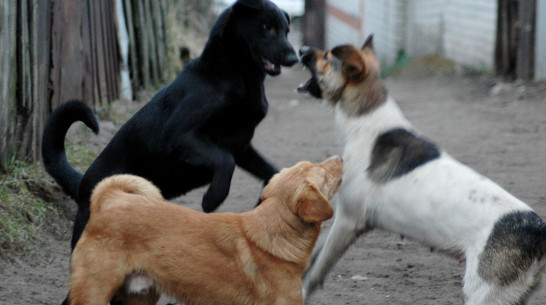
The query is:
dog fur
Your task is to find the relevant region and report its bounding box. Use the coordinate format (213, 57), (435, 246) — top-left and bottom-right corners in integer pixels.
(68, 156), (343, 305)
(42, 0), (297, 253)
(299, 36), (546, 304)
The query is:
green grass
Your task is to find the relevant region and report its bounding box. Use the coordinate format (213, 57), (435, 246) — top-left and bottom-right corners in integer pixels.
(0, 159), (53, 257)
(65, 142), (100, 173)
(0, 143), (98, 258)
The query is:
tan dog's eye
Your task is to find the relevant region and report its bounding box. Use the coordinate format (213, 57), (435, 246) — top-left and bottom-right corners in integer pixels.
(322, 52), (329, 60)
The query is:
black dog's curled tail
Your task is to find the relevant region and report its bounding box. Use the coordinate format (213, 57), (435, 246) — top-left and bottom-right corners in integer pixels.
(41, 100), (99, 199)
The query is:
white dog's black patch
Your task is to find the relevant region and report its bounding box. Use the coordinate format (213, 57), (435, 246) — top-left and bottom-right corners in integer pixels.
(368, 128), (440, 183)
(478, 211), (546, 286)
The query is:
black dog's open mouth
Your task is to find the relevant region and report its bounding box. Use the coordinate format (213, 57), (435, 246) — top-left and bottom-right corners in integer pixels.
(263, 58), (281, 76)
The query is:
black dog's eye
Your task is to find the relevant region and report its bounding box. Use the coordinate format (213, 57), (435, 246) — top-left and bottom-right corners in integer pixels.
(263, 23), (274, 32)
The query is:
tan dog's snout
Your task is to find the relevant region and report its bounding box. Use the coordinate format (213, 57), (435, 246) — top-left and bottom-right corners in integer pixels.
(321, 155), (343, 172)
(321, 155), (344, 192)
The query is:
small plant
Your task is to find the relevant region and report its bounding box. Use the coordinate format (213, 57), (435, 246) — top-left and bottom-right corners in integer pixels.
(381, 50), (410, 78)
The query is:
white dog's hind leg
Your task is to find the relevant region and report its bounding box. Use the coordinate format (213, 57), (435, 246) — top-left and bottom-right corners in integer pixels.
(303, 205), (369, 298)
(462, 254), (536, 305)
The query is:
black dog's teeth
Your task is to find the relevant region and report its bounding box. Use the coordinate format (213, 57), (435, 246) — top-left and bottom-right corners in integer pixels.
(263, 58), (281, 75)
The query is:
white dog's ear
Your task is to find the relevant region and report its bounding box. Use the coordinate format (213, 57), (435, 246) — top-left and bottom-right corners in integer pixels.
(331, 45), (366, 81)
(361, 34), (374, 51)
(296, 181), (334, 223)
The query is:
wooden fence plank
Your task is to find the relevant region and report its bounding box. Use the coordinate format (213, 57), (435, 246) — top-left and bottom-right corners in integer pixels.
(51, 0), (88, 109)
(0, 0), (18, 166)
(123, 0), (140, 94)
(31, 0), (52, 161)
(137, 0), (151, 90)
(81, 0), (95, 106)
(0, 0), (177, 166)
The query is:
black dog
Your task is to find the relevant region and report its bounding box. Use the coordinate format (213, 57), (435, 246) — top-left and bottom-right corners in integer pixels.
(42, 0), (297, 254)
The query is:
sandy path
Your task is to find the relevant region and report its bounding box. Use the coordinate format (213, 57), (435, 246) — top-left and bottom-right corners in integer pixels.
(1, 66), (545, 305)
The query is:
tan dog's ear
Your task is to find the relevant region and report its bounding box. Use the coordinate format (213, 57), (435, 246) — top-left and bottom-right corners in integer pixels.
(331, 45), (365, 81)
(297, 181), (334, 223)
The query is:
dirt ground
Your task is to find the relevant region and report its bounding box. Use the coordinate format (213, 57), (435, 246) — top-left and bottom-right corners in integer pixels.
(1, 59), (546, 304)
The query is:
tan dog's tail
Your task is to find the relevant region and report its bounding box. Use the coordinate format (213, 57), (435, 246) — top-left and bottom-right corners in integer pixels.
(90, 174), (163, 214)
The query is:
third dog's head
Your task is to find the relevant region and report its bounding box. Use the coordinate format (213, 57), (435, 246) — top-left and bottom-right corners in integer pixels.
(260, 156), (343, 224)
(298, 35), (384, 111)
(212, 0), (298, 76)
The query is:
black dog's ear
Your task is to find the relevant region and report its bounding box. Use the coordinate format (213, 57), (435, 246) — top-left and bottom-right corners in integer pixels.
(235, 0), (263, 10)
(283, 10), (291, 24)
(361, 34), (374, 51)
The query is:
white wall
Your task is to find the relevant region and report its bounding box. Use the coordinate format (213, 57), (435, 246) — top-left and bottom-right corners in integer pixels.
(325, 0), (407, 66)
(443, 0), (497, 69)
(325, 0), (362, 48)
(325, 14), (360, 48)
(405, 0), (447, 57)
(324, 0), (498, 70)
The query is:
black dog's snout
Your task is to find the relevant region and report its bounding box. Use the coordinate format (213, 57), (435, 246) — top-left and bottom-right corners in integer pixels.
(284, 52), (299, 66)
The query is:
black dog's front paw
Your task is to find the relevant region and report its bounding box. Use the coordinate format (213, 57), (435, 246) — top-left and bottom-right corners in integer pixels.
(202, 190), (228, 213)
(255, 196), (263, 207)
(202, 200), (219, 213)
(254, 179), (269, 207)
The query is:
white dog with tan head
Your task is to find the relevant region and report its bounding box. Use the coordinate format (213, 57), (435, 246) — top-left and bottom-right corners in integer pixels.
(298, 35), (546, 305)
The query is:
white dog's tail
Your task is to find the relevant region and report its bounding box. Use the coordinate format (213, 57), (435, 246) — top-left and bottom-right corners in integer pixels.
(90, 174), (163, 214)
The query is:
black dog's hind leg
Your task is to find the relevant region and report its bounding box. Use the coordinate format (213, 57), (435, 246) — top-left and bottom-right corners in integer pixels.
(235, 144), (278, 206)
(70, 204), (90, 250)
(61, 294), (69, 305)
(236, 144), (278, 181)
(176, 135), (236, 213)
(202, 153), (235, 212)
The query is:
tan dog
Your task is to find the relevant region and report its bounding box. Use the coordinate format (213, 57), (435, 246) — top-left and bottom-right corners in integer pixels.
(68, 156), (343, 305)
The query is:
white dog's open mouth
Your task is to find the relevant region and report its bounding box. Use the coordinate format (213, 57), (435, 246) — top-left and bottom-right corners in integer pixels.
(297, 78), (313, 93)
(263, 58), (281, 76)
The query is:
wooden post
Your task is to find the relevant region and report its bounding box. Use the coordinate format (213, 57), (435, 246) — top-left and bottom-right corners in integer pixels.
(515, 0), (536, 80)
(303, 0), (325, 49)
(495, 0), (536, 80)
